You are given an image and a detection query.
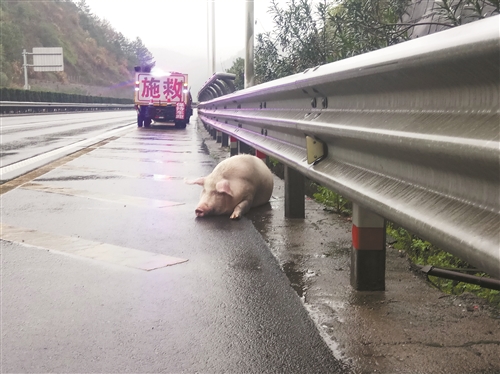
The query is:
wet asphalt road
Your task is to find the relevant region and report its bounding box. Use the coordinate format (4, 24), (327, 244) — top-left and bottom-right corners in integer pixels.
(1, 113), (347, 373)
(1, 111), (135, 166)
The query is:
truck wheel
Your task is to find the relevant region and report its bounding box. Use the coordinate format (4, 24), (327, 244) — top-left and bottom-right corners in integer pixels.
(175, 121), (187, 129)
(137, 114), (144, 127)
(144, 118), (152, 127)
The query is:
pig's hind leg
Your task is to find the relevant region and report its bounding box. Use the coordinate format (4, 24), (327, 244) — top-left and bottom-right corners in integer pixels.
(230, 200), (252, 220)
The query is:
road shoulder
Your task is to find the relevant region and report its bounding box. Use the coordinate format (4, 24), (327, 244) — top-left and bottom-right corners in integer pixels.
(198, 120), (500, 374)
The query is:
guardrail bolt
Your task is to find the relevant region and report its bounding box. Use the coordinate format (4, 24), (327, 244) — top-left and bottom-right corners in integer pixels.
(322, 97), (328, 109)
(311, 98), (317, 108)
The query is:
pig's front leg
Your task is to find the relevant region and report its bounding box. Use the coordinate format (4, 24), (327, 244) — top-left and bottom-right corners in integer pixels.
(230, 200), (252, 220)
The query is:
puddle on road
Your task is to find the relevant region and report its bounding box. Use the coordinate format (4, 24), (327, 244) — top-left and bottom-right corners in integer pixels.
(199, 141), (210, 155)
(35, 175), (120, 181)
(61, 165), (185, 181)
(0, 152), (18, 158)
(281, 260), (307, 298)
(321, 242), (351, 259)
(102, 146), (193, 154)
(86, 153), (214, 165)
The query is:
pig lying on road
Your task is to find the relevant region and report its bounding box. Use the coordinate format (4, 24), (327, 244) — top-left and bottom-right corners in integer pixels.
(187, 154), (274, 219)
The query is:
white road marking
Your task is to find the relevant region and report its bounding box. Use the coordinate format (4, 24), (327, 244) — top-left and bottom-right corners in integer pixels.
(0, 224), (188, 271)
(61, 165), (183, 181)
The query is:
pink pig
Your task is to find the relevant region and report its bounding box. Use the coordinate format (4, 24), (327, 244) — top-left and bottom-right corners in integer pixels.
(187, 154), (274, 219)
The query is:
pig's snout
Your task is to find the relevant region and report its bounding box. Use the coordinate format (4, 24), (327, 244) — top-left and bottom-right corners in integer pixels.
(195, 203), (210, 217)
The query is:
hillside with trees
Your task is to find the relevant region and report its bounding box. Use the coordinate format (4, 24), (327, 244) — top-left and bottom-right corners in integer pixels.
(0, 0), (154, 98)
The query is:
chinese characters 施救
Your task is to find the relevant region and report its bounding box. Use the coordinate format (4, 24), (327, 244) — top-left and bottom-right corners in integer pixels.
(140, 76), (184, 102)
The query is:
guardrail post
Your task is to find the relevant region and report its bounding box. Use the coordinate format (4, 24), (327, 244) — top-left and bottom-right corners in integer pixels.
(284, 166), (305, 219)
(255, 150), (266, 161)
(222, 133), (228, 147)
(216, 130), (222, 143)
(239, 141), (253, 155)
(351, 203), (386, 291)
(230, 136), (238, 156)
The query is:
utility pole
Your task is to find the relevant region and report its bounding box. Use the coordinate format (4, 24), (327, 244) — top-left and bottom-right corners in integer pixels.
(245, 0), (255, 88)
(207, 1), (216, 75)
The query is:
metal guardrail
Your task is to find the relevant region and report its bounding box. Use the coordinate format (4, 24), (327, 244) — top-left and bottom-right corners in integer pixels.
(198, 16), (500, 279)
(0, 101), (134, 114)
(197, 73), (236, 102)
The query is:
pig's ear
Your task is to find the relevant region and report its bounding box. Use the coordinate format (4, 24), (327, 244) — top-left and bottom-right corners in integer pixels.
(216, 179), (233, 196)
(185, 177), (205, 186)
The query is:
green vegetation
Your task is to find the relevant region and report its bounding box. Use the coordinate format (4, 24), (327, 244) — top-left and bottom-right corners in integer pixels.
(387, 223), (500, 307)
(0, 0), (154, 92)
(228, 0), (412, 83)
(227, 0), (498, 85)
(313, 185), (352, 216)
(225, 57), (244, 91)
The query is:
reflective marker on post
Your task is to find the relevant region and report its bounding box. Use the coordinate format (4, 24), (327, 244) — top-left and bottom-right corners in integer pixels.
(230, 136), (238, 156)
(350, 203), (386, 291)
(255, 150), (266, 161)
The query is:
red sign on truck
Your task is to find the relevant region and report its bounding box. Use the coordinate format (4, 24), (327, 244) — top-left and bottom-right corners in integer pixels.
(136, 73), (186, 103)
(134, 68), (192, 129)
(175, 102), (186, 119)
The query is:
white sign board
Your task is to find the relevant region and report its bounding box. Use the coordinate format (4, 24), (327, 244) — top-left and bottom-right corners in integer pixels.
(33, 47), (64, 72)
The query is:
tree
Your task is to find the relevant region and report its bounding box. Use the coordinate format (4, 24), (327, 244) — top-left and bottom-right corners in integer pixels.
(269, 0), (330, 72)
(255, 0), (499, 85)
(432, 0), (499, 26)
(225, 57), (244, 90)
(0, 44), (9, 87)
(328, 0), (411, 60)
(254, 0), (346, 83)
(253, 0), (411, 83)
(132, 37), (155, 69)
